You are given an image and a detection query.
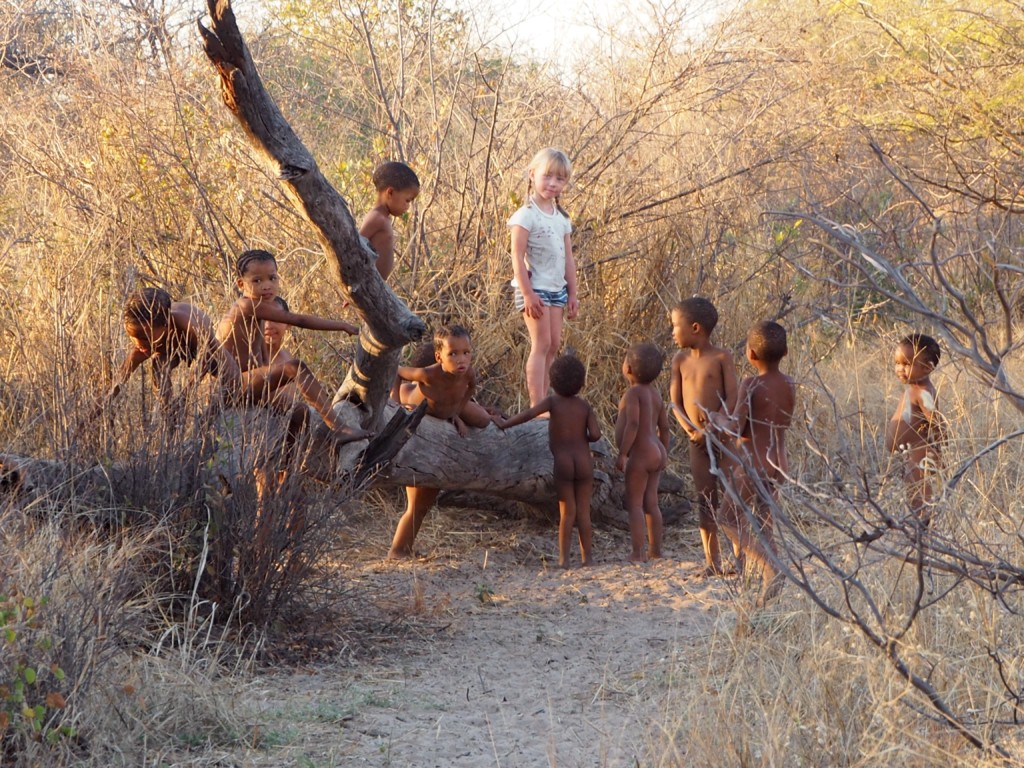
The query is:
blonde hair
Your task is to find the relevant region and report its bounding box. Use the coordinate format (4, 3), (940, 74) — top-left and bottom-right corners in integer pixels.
(526, 147), (572, 218)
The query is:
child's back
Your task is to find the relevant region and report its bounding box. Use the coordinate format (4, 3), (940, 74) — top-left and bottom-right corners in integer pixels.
(360, 161), (420, 280)
(737, 368), (796, 485)
(498, 354), (600, 567)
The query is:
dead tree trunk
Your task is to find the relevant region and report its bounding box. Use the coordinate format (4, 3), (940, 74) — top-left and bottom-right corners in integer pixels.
(193, 0), (687, 526)
(198, 0), (423, 430)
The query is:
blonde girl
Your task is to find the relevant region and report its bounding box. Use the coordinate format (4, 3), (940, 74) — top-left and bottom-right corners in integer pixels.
(508, 148), (578, 406)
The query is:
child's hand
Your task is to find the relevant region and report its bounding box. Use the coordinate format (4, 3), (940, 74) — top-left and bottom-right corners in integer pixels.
(522, 290), (544, 319)
(453, 416), (468, 437)
(566, 295), (579, 319)
(615, 453), (626, 472)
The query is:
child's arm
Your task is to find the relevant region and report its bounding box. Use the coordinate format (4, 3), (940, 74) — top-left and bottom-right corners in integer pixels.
(615, 390), (640, 471)
(92, 347), (149, 418)
(563, 232), (578, 319)
(915, 387), (946, 450)
(396, 365), (430, 383)
(247, 300), (359, 335)
(586, 404), (602, 443)
(450, 371), (481, 437)
(510, 226), (543, 318)
(720, 350), (740, 414)
(496, 397), (552, 429)
(716, 376), (753, 438)
(657, 401), (671, 455)
(668, 356), (695, 437)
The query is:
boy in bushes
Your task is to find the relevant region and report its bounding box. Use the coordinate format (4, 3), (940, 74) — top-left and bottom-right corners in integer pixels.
(886, 332), (944, 524)
(709, 320), (796, 604)
(93, 286), (239, 420)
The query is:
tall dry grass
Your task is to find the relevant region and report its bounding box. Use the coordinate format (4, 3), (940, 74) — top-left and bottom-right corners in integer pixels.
(1, 0), (1022, 763)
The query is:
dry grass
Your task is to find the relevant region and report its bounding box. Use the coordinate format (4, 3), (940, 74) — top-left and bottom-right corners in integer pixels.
(1, 0), (1023, 764)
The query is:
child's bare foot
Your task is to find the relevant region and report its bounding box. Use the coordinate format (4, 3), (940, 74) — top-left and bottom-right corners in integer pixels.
(387, 547), (414, 560)
(558, 559), (570, 570)
(649, 550), (663, 559)
(700, 564), (726, 577)
(629, 552), (648, 563)
(580, 558), (594, 567)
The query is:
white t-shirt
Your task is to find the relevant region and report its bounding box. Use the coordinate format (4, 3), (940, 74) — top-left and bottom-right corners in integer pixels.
(507, 201), (573, 293)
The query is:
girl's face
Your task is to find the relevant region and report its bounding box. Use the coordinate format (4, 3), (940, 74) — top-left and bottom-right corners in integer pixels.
(530, 163), (569, 204)
(237, 259), (280, 302)
(894, 343), (934, 385)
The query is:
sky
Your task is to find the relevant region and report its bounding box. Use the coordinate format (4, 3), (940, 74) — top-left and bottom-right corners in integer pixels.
(466, 0), (727, 72)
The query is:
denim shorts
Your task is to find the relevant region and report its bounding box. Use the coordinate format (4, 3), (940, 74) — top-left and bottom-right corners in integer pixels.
(514, 284), (568, 311)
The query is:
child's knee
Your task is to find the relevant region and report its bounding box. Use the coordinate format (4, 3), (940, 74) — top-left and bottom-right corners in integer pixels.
(698, 505), (718, 530)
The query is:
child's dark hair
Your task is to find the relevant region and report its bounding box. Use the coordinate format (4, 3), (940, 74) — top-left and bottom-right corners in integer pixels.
(748, 321), (788, 363)
(272, 296), (290, 312)
(236, 249), (277, 277)
(626, 343), (665, 384)
(123, 287), (172, 326)
(433, 324), (471, 354)
(675, 297), (718, 334)
(549, 355), (586, 397)
(407, 340), (437, 367)
(372, 161), (420, 192)
(900, 333), (941, 366)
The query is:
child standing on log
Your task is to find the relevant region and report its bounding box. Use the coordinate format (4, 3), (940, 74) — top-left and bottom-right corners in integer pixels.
(497, 355), (602, 568)
(508, 148), (578, 406)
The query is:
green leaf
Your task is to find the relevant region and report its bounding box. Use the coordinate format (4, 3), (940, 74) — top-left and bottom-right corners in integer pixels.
(23, 668), (36, 685)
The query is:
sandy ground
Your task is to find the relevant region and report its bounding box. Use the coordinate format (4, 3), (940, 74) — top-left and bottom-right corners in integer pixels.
(238, 507), (737, 767)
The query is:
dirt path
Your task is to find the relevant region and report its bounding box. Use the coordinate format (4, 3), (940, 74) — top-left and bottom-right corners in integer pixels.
(240, 511), (734, 767)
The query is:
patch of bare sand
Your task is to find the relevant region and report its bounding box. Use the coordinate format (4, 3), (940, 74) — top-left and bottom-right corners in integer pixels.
(240, 508), (737, 767)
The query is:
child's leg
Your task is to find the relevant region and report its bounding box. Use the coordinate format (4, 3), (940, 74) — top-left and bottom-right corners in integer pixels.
(459, 399), (495, 430)
(555, 477), (576, 569)
(575, 472), (594, 567)
(905, 446), (934, 526)
(273, 360), (371, 443)
(388, 486), (441, 559)
(689, 441), (722, 574)
(522, 307), (563, 406)
(644, 469), (664, 559)
(720, 495), (782, 605)
(623, 459), (650, 562)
